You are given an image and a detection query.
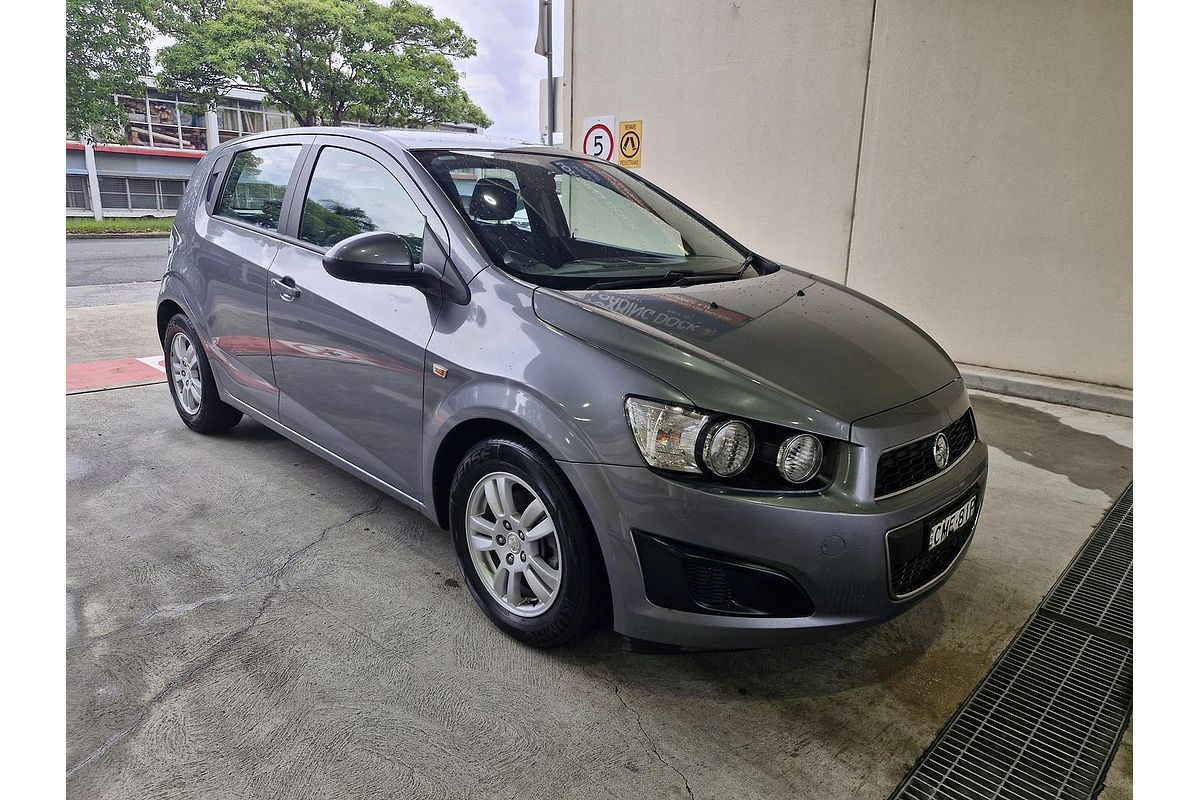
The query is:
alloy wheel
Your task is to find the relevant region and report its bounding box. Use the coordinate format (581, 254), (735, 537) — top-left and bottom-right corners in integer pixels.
(464, 471), (563, 618)
(169, 332), (202, 415)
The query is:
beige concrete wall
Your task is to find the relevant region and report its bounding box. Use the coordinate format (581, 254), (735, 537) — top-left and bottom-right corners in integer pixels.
(565, 0), (876, 280)
(848, 1), (1131, 387)
(564, 0), (1131, 388)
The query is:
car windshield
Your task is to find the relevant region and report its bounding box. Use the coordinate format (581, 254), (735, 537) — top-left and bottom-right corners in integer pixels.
(412, 149), (755, 289)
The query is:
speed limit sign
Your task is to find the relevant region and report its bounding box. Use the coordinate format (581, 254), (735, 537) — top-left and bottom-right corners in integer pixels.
(581, 115), (615, 161)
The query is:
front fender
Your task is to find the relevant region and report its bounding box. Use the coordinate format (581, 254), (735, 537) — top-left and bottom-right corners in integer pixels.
(420, 269), (692, 511)
(419, 376), (601, 526)
(427, 378), (596, 467)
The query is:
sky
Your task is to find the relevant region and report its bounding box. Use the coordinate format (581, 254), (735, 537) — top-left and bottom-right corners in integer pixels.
(421, 0), (564, 142)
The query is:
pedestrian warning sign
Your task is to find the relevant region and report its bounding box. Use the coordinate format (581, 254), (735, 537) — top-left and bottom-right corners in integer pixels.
(618, 120), (642, 168)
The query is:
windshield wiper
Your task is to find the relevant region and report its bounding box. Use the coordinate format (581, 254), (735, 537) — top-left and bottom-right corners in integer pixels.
(583, 266), (750, 291)
(583, 270), (696, 290)
(735, 253), (757, 278)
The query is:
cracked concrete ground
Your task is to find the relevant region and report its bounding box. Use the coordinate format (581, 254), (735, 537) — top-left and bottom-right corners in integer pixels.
(66, 239), (1132, 799)
(66, 384), (1133, 799)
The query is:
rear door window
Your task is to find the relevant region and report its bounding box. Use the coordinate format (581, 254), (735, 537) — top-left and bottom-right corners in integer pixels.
(215, 145), (302, 231)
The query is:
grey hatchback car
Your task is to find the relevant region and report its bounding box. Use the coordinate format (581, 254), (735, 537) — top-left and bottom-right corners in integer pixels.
(157, 128), (988, 649)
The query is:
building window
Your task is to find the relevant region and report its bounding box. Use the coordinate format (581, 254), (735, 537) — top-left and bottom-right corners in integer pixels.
(107, 90), (294, 151)
(84, 175), (190, 213)
(113, 90), (200, 151)
(119, 95), (152, 147)
(180, 127), (207, 150)
(241, 108), (266, 134)
(128, 178), (159, 209)
(66, 175), (91, 210)
(114, 90), (209, 152)
(160, 180), (186, 210)
(98, 176), (129, 210)
(216, 99), (293, 142)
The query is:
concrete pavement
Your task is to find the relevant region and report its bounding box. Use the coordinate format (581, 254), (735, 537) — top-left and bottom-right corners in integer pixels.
(65, 386), (1132, 799)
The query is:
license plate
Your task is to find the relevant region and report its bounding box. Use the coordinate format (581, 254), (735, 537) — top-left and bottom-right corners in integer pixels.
(926, 493), (978, 552)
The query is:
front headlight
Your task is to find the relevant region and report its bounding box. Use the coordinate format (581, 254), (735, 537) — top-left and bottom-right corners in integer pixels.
(777, 434), (823, 484)
(624, 397), (709, 473)
(701, 419), (755, 477)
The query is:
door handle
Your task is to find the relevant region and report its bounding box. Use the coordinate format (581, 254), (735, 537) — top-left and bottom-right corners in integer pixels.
(272, 276), (300, 301)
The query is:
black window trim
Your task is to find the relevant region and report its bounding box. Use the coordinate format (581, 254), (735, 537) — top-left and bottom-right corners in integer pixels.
(199, 132), (464, 278)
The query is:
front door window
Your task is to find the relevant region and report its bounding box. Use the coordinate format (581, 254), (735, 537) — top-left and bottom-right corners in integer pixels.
(299, 147), (425, 260)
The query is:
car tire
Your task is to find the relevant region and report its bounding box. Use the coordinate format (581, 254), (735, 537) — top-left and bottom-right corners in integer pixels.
(163, 313), (242, 434)
(450, 436), (606, 648)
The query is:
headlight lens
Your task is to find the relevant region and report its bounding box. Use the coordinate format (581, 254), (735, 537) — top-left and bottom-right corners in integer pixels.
(624, 397), (708, 473)
(777, 434), (823, 484)
(701, 420), (755, 477)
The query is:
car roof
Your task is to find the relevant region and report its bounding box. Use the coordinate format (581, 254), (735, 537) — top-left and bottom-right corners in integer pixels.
(225, 126), (566, 155)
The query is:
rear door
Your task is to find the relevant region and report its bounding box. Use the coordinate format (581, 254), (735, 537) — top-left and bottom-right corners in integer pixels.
(193, 136), (310, 415)
(266, 136), (447, 499)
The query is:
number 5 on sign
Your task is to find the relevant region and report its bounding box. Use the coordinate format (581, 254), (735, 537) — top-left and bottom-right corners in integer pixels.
(581, 115), (615, 161)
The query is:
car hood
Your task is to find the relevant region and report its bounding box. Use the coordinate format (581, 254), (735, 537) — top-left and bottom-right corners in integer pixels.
(531, 267), (960, 439)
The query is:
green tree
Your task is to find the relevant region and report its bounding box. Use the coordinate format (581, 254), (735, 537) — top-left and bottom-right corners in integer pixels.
(66, 0), (154, 140)
(154, 0), (492, 128)
(300, 199), (376, 247)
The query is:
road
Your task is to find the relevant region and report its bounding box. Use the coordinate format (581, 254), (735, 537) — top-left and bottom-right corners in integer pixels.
(67, 236), (167, 310)
(67, 236), (167, 286)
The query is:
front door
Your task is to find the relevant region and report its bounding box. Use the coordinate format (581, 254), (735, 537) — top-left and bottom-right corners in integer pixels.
(267, 139), (445, 499)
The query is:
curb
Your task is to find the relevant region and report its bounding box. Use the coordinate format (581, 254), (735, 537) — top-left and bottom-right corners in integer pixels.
(66, 232), (171, 239)
(958, 364), (1132, 417)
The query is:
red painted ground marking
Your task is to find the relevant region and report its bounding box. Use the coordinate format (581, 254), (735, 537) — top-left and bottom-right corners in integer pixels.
(67, 355), (166, 393)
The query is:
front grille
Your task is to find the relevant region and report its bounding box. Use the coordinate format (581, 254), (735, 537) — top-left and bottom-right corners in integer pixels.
(875, 410), (976, 497)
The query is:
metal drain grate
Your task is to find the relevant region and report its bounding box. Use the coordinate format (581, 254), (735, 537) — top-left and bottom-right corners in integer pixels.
(1042, 485), (1132, 642)
(892, 483), (1133, 800)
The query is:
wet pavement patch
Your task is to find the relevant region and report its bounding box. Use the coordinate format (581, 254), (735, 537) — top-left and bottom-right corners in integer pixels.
(971, 394), (1131, 496)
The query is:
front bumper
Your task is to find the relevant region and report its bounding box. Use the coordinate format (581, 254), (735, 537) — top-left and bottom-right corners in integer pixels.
(558, 394), (989, 649)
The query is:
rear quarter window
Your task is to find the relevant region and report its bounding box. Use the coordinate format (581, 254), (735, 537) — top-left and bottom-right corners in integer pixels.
(214, 145), (302, 231)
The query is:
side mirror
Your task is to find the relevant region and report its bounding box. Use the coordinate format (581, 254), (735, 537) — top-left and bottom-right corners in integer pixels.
(322, 231), (420, 285)
(322, 225), (471, 305)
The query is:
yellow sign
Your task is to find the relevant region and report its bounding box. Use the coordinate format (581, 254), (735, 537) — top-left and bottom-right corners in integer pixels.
(618, 120), (642, 168)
